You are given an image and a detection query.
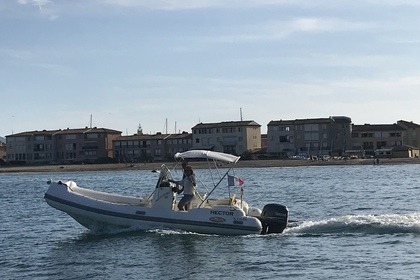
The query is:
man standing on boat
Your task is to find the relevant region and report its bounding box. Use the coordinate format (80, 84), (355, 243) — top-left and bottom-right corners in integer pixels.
(170, 165), (196, 211)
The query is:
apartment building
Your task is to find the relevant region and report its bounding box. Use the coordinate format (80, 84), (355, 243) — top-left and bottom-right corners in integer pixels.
(267, 116), (352, 157)
(191, 121), (261, 155)
(6, 127), (121, 164)
(351, 120), (420, 158)
(0, 141), (6, 163)
(397, 120), (420, 148)
(113, 132), (192, 163)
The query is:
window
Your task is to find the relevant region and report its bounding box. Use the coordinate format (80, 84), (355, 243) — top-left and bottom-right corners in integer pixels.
(34, 144), (44, 151)
(361, 133), (374, 138)
(374, 131), (385, 138)
(279, 136), (289, 143)
(304, 132), (319, 141)
(65, 143), (76, 151)
(390, 132), (402, 137)
(222, 127), (236, 133)
(86, 133), (98, 139)
(363, 142), (374, 149)
(35, 135), (45, 141)
(304, 124), (319, 131)
(223, 145), (236, 154)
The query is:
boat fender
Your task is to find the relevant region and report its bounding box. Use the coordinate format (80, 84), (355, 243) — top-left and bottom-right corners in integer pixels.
(248, 207), (262, 217)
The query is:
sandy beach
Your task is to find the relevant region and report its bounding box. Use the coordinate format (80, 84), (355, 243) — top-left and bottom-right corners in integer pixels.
(1, 157), (420, 173)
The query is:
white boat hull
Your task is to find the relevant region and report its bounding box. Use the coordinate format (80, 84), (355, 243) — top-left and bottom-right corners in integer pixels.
(44, 181), (263, 235)
(44, 151), (288, 235)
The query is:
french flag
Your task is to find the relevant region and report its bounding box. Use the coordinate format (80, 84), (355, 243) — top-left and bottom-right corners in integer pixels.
(228, 175), (245, 187)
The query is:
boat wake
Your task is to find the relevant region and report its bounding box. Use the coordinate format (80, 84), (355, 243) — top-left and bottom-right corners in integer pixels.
(285, 213), (420, 236)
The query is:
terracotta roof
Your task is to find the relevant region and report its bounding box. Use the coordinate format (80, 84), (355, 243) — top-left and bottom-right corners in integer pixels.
(192, 121), (260, 129)
(116, 133), (192, 141)
(53, 127), (122, 135)
(352, 124), (404, 132)
(268, 116), (351, 126)
(6, 130), (60, 137)
(6, 127), (122, 137)
(397, 120), (420, 129)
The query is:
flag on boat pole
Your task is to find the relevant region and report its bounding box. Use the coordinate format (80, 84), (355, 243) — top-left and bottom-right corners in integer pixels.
(227, 175), (245, 187)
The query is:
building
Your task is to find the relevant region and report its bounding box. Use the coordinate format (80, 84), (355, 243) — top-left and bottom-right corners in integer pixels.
(192, 121), (261, 155)
(397, 120), (420, 148)
(351, 120), (420, 158)
(0, 141), (6, 164)
(6, 127), (121, 164)
(113, 132), (192, 163)
(267, 116), (352, 157)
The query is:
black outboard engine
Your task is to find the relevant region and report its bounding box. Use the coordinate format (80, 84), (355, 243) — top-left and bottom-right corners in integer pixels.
(258, 204), (289, 234)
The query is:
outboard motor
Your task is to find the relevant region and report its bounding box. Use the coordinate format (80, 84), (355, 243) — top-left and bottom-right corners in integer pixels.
(258, 204), (289, 234)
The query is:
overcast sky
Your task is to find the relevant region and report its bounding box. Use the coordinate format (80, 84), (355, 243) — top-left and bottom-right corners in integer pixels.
(1, 0), (420, 137)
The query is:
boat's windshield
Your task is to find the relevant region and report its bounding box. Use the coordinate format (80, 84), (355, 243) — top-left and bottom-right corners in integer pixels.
(159, 164), (172, 181)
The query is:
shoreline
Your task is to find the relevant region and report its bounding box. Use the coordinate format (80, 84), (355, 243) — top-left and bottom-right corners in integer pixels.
(1, 158), (420, 173)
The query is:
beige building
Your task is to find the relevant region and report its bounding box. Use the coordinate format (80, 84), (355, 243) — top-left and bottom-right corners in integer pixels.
(397, 120), (420, 148)
(6, 127), (121, 164)
(192, 121), (261, 155)
(351, 120), (420, 158)
(267, 116), (352, 157)
(113, 132), (192, 163)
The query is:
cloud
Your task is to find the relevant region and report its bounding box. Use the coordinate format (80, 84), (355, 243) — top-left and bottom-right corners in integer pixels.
(16, 0), (58, 20)
(210, 17), (376, 43)
(100, 0), (420, 10)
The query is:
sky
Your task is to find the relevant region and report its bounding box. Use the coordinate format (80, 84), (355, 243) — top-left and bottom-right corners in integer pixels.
(1, 0), (420, 137)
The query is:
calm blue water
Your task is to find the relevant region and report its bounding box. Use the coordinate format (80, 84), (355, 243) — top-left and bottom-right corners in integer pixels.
(1, 164), (420, 279)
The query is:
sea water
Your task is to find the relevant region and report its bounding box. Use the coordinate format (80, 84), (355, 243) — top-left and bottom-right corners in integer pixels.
(1, 164), (419, 279)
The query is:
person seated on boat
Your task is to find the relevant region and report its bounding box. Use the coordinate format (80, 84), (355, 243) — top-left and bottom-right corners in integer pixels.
(169, 165), (196, 211)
